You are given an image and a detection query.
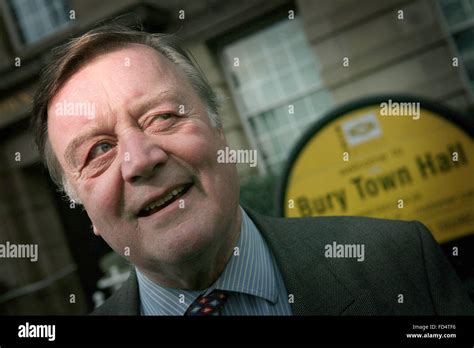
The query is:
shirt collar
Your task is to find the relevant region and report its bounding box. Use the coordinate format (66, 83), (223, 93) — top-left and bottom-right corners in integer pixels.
(136, 206), (278, 315)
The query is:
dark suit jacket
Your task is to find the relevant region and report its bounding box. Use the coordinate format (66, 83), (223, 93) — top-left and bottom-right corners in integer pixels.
(92, 209), (474, 315)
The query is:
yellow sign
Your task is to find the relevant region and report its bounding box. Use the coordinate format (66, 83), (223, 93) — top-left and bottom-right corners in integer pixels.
(281, 97), (474, 243)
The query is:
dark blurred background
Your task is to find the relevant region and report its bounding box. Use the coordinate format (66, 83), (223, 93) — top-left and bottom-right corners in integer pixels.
(0, 0), (473, 314)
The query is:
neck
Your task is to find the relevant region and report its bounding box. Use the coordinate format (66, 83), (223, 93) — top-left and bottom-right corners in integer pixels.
(139, 207), (242, 290)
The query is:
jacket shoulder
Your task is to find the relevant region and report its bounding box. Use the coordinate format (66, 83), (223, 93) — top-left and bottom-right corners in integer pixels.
(90, 269), (140, 316)
(264, 214), (421, 250)
(254, 213), (473, 314)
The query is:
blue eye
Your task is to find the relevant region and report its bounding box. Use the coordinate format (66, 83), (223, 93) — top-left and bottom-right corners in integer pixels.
(89, 142), (113, 159)
(154, 113), (174, 121)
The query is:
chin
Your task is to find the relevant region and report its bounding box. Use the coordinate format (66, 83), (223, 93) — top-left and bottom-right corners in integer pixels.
(145, 227), (217, 264)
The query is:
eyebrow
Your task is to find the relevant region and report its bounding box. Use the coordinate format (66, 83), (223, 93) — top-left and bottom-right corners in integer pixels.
(129, 90), (183, 117)
(62, 90), (185, 169)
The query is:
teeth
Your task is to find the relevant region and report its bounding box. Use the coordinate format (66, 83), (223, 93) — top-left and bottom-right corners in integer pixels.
(143, 185), (186, 212)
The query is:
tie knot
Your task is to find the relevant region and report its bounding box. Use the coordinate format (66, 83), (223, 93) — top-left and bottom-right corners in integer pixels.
(184, 289), (229, 316)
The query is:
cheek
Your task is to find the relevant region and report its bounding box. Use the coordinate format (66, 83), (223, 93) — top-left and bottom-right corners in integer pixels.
(174, 125), (237, 195)
(169, 123), (223, 167)
(79, 167), (123, 224)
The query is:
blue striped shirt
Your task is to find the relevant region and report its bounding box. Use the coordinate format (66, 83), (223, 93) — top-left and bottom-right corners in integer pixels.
(136, 207), (292, 315)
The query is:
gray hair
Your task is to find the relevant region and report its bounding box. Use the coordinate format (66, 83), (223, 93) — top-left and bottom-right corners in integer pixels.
(31, 24), (221, 203)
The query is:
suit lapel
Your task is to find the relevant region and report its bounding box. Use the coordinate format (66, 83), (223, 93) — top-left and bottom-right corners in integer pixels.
(117, 268), (141, 315)
(245, 208), (373, 315)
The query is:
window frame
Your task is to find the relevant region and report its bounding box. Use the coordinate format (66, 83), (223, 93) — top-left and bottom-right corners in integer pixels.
(0, 0), (74, 54)
(435, 0), (474, 103)
(218, 16), (331, 175)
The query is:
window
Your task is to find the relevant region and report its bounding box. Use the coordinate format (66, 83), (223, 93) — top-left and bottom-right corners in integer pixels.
(221, 17), (333, 174)
(7, 0), (70, 46)
(439, 0), (474, 91)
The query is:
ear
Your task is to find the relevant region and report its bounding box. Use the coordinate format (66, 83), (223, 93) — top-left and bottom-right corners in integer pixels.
(92, 224), (100, 236)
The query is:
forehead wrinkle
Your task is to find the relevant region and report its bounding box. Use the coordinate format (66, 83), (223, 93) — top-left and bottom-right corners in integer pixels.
(82, 46), (192, 118)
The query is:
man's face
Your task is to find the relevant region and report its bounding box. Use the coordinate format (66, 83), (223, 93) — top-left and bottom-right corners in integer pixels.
(47, 44), (240, 270)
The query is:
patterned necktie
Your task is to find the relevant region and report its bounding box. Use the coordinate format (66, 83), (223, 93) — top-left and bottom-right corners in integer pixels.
(184, 289), (229, 316)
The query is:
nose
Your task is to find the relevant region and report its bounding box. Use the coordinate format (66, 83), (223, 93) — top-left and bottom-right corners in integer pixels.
(121, 130), (168, 183)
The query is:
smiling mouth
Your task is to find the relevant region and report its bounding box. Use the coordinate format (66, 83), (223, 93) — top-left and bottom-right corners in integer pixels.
(137, 183), (193, 218)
